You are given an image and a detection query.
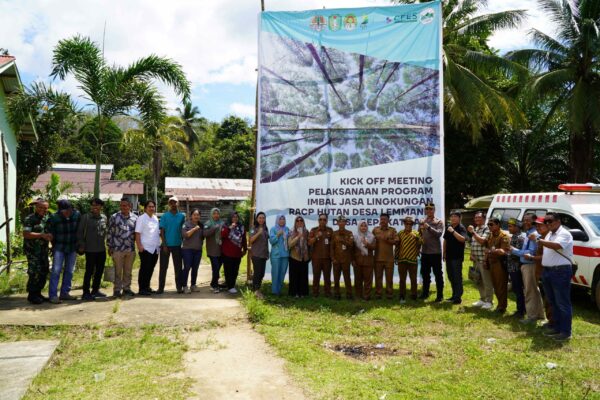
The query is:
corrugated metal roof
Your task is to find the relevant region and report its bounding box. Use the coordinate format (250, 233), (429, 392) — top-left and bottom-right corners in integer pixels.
(165, 177), (251, 201)
(52, 163), (114, 172)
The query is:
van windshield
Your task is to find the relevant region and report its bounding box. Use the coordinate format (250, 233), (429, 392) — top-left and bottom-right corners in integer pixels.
(582, 214), (600, 236)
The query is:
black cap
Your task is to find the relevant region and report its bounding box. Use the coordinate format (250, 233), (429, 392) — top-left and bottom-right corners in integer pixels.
(57, 199), (72, 211)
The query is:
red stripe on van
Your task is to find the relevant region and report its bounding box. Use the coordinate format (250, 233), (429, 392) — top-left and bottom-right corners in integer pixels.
(573, 246), (600, 257)
(519, 195), (523, 202)
(552, 195), (557, 203)
(579, 275), (588, 285)
(538, 195), (543, 202)
(525, 195), (529, 202)
(572, 276), (578, 283)
(545, 195), (550, 203)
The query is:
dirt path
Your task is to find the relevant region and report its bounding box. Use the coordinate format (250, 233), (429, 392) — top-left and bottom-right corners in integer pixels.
(0, 261), (308, 399)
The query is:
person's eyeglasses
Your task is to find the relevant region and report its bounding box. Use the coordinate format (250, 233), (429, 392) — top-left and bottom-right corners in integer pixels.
(487, 223), (495, 227)
(544, 219), (555, 224)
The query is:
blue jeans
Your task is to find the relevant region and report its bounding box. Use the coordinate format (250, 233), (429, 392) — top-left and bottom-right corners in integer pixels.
(542, 266), (573, 336)
(49, 250), (77, 298)
(181, 249), (202, 288)
(445, 258), (463, 301)
(209, 256), (222, 288)
(270, 256), (288, 294)
(509, 269), (525, 315)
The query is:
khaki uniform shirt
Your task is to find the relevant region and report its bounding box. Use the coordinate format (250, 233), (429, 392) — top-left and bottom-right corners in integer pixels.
(372, 226), (397, 262)
(484, 230), (510, 268)
(309, 227), (333, 260)
(330, 229), (354, 264)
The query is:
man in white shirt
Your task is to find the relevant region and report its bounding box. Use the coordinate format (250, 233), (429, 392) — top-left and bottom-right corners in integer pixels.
(537, 212), (574, 341)
(135, 201), (161, 295)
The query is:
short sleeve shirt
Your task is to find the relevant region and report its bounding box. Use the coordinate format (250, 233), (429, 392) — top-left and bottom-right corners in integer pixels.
(135, 213), (161, 254)
(310, 227), (333, 260)
(372, 226), (397, 262)
(395, 230), (421, 264)
(542, 226), (574, 266)
(249, 227), (269, 259)
(443, 224), (467, 260)
(470, 225), (488, 261)
(159, 211), (186, 247)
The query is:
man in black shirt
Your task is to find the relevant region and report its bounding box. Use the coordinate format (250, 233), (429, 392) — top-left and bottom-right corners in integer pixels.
(443, 211), (467, 304)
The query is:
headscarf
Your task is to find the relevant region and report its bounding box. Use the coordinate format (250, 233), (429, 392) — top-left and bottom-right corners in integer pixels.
(205, 207), (223, 245)
(354, 220), (375, 256)
(227, 212), (245, 248)
(275, 214), (288, 242)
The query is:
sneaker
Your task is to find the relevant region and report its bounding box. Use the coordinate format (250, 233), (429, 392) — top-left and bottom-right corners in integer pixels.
(228, 288), (238, 294)
(191, 285), (201, 292)
(82, 293), (95, 301)
(452, 299), (462, 305)
(213, 287), (220, 294)
(184, 287), (191, 294)
(59, 294), (77, 301)
(123, 289), (135, 297)
(92, 291), (107, 298)
(553, 333), (571, 342)
(481, 302), (493, 310)
(520, 318), (537, 325)
(543, 330), (561, 338)
(472, 300), (485, 307)
(254, 290), (265, 300)
(50, 296), (61, 304)
(155, 289), (164, 295)
(399, 297), (406, 304)
(113, 291), (122, 298)
(138, 290), (152, 296)
(27, 294), (43, 305)
(445, 298), (455, 303)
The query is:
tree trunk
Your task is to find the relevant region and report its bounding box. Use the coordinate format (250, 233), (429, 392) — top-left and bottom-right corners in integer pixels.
(152, 144), (162, 204)
(569, 126), (595, 182)
(94, 113), (105, 198)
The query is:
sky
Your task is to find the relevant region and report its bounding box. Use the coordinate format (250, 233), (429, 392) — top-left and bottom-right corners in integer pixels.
(0, 0), (553, 123)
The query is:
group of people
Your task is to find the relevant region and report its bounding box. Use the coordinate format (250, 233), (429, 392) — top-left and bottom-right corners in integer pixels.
(23, 197), (574, 341)
(23, 195), (247, 304)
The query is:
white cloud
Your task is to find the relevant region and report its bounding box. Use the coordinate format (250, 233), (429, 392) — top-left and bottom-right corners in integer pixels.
(230, 102), (255, 119)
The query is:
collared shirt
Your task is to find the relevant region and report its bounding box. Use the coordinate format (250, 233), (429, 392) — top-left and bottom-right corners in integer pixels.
(395, 229), (421, 264)
(542, 225), (574, 267)
(77, 212), (107, 253)
(470, 224), (488, 261)
(182, 220), (204, 251)
(249, 226), (270, 259)
(108, 212), (138, 252)
(135, 213), (161, 254)
(23, 212), (50, 256)
(159, 211), (186, 247)
(372, 226), (397, 262)
(309, 226), (333, 260)
(511, 227), (538, 264)
(484, 230), (510, 267)
(420, 217), (444, 255)
(48, 210), (81, 253)
(330, 229), (354, 264)
(269, 226), (290, 258)
(507, 232), (525, 273)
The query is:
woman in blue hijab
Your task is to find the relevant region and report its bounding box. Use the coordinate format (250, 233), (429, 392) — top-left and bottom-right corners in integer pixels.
(269, 214), (290, 295)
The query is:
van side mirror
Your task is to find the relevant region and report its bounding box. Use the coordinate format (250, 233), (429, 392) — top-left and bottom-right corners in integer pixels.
(569, 229), (589, 242)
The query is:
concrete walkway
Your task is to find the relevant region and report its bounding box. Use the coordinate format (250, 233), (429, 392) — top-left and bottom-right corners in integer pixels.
(0, 340), (59, 400)
(0, 261), (308, 399)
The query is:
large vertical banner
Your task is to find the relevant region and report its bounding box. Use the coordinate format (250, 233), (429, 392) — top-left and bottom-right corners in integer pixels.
(257, 3), (443, 231)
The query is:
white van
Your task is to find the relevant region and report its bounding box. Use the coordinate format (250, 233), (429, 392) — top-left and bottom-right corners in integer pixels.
(486, 184), (600, 310)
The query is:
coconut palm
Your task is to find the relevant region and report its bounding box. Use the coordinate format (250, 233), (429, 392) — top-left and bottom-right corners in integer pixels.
(123, 87), (190, 203)
(176, 101), (204, 148)
(394, 0), (528, 139)
(506, 0), (600, 182)
(50, 35), (190, 197)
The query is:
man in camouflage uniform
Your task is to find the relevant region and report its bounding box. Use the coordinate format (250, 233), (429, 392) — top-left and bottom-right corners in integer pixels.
(22, 198), (52, 304)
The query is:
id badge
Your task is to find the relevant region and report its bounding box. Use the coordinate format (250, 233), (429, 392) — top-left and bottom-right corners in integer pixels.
(342, 244), (347, 251)
(324, 238), (329, 245)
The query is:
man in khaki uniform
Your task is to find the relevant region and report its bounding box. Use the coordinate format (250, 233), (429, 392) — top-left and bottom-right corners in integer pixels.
(483, 217), (511, 313)
(372, 213), (398, 299)
(331, 215), (355, 299)
(309, 213), (334, 297)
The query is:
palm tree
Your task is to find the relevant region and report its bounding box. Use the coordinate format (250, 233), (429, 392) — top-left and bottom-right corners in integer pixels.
(123, 88), (190, 203)
(394, 0), (528, 139)
(176, 101), (202, 148)
(506, 0), (600, 182)
(50, 35), (191, 197)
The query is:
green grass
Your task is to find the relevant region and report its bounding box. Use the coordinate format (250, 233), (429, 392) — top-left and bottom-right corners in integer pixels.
(0, 324), (193, 400)
(241, 257), (600, 400)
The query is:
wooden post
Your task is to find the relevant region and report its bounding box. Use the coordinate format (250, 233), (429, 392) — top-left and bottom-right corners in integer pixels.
(1, 134), (11, 274)
(247, 0), (266, 287)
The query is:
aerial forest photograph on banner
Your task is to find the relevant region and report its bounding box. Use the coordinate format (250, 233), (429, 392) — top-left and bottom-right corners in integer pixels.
(257, 3), (443, 227)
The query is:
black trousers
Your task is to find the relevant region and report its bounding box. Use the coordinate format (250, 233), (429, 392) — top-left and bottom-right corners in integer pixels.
(138, 250), (158, 292)
(288, 258), (309, 296)
(251, 256), (267, 291)
(222, 256), (241, 289)
(421, 253), (444, 298)
(159, 246), (183, 291)
(83, 251), (107, 294)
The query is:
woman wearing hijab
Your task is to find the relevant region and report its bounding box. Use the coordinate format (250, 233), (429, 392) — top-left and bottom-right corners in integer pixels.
(287, 215), (310, 297)
(181, 209), (204, 294)
(204, 208), (224, 293)
(269, 215), (290, 295)
(249, 212), (269, 299)
(353, 220), (376, 300)
(220, 212), (247, 294)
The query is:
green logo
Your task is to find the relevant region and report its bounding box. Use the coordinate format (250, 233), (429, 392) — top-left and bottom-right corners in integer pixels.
(328, 14), (341, 31)
(344, 14), (357, 31)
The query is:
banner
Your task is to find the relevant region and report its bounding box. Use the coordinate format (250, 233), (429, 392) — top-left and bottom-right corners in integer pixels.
(257, 2), (443, 231)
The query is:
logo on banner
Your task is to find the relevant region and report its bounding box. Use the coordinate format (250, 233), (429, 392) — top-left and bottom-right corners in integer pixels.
(420, 7), (435, 25)
(328, 14), (341, 31)
(360, 15), (369, 29)
(343, 14), (357, 31)
(394, 13), (417, 23)
(310, 15), (326, 31)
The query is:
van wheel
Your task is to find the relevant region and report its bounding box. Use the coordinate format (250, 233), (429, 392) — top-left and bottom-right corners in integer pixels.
(596, 282), (600, 312)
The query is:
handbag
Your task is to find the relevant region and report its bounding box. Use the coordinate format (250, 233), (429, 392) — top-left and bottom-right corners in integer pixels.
(468, 264), (481, 283)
